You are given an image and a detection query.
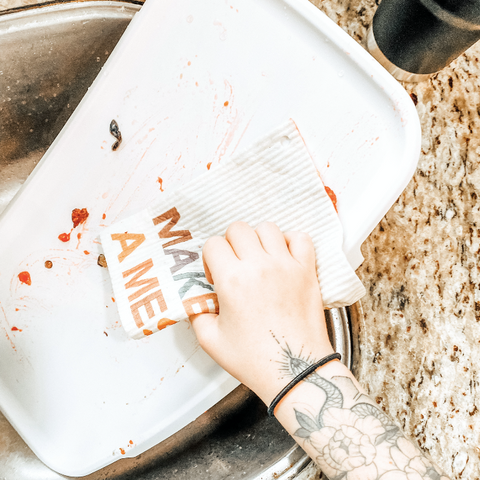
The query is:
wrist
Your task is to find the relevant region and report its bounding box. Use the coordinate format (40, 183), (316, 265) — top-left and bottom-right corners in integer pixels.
(253, 344), (337, 407)
(267, 353), (342, 417)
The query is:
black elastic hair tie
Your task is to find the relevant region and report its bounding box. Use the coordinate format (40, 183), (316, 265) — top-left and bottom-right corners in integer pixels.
(267, 352), (341, 417)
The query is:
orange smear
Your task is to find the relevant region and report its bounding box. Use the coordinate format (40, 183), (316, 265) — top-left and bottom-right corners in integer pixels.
(143, 329), (153, 336)
(224, 101), (229, 107)
(18, 271), (31, 285)
(120, 448), (125, 455)
(58, 232), (71, 242)
(77, 233), (82, 240)
(129, 440), (133, 445)
(84, 250), (90, 255)
(102, 213), (106, 220)
(111, 297), (115, 302)
(207, 162), (212, 170)
(72, 208), (89, 228)
(157, 318), (177, 331)
(325, 186), (338, 213)
(15, 308), (19, 312)
(11, 326), (22, 332)
(157, 177), (164, 192)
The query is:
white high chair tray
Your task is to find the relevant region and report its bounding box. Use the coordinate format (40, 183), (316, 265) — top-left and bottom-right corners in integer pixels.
(0, 0), (420, 475)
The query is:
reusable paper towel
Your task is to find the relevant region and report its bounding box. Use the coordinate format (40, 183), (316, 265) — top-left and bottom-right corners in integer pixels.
(100, 121), (365, 339)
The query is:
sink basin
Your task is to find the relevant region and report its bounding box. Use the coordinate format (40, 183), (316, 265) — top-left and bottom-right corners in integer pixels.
(0, 2), (352, 478)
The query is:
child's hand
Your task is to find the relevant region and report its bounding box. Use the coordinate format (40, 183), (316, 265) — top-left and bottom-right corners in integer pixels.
(190, 221), (334, 405)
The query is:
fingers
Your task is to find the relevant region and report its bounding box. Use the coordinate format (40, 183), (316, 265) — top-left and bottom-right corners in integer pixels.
(255, 222), (290, 256)
(203, 235), (239, 284)
(224, 221), (264, 259)
(284, 231), (316, 269)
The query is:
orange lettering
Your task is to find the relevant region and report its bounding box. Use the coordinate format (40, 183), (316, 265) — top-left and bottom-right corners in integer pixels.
(152, 207), (192, 248)
(130, 290), (167, 328)
(111, 233), (146, 263)
(122, 259), (159, 302)
(182, 293), (219, 317)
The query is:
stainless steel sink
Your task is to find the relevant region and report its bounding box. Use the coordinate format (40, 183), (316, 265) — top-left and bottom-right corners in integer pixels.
(0, 2), (351, 478)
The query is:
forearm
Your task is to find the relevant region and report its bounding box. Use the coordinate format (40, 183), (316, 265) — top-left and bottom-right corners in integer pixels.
(274, 358), (450, 480)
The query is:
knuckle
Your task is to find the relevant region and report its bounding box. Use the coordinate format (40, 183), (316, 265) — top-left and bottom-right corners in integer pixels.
(256, 221), (278, 231)
(203, 235), (221, 252)
(296, 231), (313, 242)
(226, 221), (250, 236)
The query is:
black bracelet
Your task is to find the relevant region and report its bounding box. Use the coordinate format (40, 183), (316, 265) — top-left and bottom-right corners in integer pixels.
(267, 352), (341, 417)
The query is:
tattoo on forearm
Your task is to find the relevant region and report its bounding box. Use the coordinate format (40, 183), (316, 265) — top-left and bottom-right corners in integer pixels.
(280, 347), (450, 480)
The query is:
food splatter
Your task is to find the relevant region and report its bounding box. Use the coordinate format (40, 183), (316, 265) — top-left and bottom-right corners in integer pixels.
(119, 448), (125, 455)
(84, 250), (90, 255)
(325, 186), (338, 213)
(110, 120), (122, 151)
(18, 271), (31, 285)
(58, 232), (71, 242)
(11, 326), (22, 332)
(102, 213), (106, 220)
(45, 260), (53, 269)
(224, 101), (229, 107)
(143, 329), (153, 336)
(157, 318), (176, 331)
(97, 254), (108, 268)
(207, 162), (212, 170)
(129, 440), (133, 445)
(72, 208), (89, 228)
(157, 177), (164, 192)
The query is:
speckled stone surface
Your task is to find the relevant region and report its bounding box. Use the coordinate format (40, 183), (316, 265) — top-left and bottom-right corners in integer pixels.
(1, 1), (478, 479)
(305, 1), (480, 479)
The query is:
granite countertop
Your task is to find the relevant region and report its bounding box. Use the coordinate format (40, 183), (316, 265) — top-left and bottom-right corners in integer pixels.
(307, 1), (480, 479)
(1, 0), (478, 479)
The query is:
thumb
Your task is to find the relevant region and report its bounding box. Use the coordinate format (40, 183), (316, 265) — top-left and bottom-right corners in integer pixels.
(189, 313), (219, 352)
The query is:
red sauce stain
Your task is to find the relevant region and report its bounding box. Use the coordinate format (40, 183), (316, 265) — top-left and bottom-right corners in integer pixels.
(102, 213), (106, 220)
(84, 250), (90, 255)
(58, 232), (71, 242)
(111, 297), (115, 302)
(11, 326), (22, 332)
(120, 448), (126, 455)
(207, 162), (212, 170)
(143, 329), (153, 336)
(325, 186), (338, 213)
(129, 440), (133, 445)
(224, 101), (229, 107)
(18, 271), (31, 285)
(77, 233), (82, 240)
(15, 308), (19, 312)
(72, 208), (89, 228)
(158, 318), (176, 331)
(157, 177), (164, 192)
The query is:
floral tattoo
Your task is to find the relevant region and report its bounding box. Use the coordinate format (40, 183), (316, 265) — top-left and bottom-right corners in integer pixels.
(280, 347), (450, 480)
